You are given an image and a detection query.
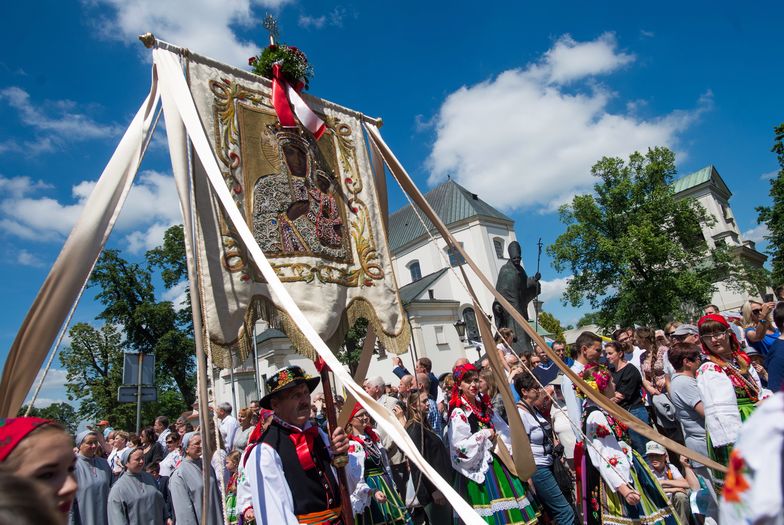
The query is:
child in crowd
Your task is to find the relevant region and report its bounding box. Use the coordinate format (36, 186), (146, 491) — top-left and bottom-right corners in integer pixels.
(644, 441), (691, 525)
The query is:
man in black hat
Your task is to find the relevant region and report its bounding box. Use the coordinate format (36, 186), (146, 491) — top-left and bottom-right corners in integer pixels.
(237, 366), (350, 524)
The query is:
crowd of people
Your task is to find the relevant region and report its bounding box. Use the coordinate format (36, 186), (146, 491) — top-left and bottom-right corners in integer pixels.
(1, 298), (783, 525)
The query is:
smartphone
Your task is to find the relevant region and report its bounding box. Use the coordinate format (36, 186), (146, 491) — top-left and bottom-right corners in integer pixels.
(764, 293), (774, 303)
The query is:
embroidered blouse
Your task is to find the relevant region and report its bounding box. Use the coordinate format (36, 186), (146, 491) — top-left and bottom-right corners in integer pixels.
(584, 407), (634, 491)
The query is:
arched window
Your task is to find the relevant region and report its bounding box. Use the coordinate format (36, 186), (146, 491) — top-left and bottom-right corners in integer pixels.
(493, 238), (505, 258)
(462, 307), (479, 342)
(408, 260), (422, 282)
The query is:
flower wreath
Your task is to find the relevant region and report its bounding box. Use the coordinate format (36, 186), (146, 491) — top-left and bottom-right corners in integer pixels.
(249, 44), (314, 90)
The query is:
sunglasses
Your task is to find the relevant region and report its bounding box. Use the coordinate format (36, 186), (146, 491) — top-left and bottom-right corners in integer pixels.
(752, 309), (762, 315)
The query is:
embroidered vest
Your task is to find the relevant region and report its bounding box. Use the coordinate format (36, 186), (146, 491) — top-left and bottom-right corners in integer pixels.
(261, 421), (341, 516)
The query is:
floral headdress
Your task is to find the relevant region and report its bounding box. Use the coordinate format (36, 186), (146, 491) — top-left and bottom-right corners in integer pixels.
(576, 363), (613, 399)
(448, 363), (492, 424)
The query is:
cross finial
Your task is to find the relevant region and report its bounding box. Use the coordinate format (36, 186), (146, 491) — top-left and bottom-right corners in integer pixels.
(263, 14), (280, 46)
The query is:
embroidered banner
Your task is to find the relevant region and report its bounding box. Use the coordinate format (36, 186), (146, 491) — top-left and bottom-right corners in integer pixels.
(186, 57), (409, 366)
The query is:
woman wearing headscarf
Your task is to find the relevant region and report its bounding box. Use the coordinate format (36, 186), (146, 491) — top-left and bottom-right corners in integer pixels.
(0, 417), (78, 524)
(696, 313), (771, 484)
(168, 432), (223, 525)
(577, 364), (679, 525)
(447, 362), (539, 524)
(107, 447), (166, 525)
(72, 429), (113, 525)
(345, 403), (412, 525)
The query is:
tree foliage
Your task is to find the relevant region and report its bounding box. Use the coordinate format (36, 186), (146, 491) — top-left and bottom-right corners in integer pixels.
(537, 311), (565, 343)
(58, 322), (188, 431)
(89, 227), (195, 408)
(548, 147), (759, 328)
(340, 317), (369, 376)
(19, 402), (79, 434)
(757, 122), (784, 286)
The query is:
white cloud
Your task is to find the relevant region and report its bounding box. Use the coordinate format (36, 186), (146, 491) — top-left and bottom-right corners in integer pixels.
(298, 7), (346, 29)
(0, 175), (52, 197)
(88, 0), (292, 66)
(32, 368), (69, 390)
(743, 223), (769, 244)
(539, 33), (635, 84)
(17, 249), (45, 267)
(162, 280), (189, 311)
(539, 275), (572, 303)
(299, 15), (326, 29)
(0, 171), (181, 250)
(0, 87), (121, 154)
(761, 170), (778, 180)
(426, 33), (710, 212)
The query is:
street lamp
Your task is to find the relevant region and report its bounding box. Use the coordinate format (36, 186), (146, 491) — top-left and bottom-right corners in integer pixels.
(453, 319), (467, 342)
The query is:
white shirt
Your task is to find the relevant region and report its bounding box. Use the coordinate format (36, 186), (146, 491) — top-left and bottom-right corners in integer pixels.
(561, 361), (585, 442)
(157, 428), (171, 447)
(625, 345), (645, 372)
(220, 414), (240, 453)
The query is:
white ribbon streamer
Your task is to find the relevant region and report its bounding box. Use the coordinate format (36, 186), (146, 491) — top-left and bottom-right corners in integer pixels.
(286, 83), (326, 136)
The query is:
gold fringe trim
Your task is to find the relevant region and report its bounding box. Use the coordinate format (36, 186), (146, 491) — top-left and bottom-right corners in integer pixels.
(205, 295), (411, 368)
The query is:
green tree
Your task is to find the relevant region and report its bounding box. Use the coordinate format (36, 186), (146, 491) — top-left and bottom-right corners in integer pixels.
(548, 147), (756, 328)
(59, 322), (190, 431)
(757, 122), (784, 286)
(537, 311), (565, 343)
(18, 402), (79, 434)
(90, 230), (195, 407)
(576, 311), (604, 328)
(340, 317), (369, 375)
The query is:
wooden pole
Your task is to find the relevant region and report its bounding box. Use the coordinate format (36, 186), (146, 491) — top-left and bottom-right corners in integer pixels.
(317, 359), (354, 525)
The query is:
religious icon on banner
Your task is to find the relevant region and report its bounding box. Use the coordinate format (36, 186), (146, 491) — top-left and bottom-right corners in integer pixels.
(183, 55), (409, 366)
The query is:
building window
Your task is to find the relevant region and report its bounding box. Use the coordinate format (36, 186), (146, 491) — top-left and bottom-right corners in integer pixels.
(493, 238), (505, 258)
(447, 244), (466, 267)
(462, 307), (479, 342)
(408, 260), (422, 281)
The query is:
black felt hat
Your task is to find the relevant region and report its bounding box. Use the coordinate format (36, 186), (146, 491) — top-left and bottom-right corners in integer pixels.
(260, 366), (320, 409)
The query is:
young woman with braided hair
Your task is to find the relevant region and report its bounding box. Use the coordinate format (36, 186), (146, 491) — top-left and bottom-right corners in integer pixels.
(695, 313), (772, 484)
(447, 362), (539, 524)
(577, 363), (679, 525)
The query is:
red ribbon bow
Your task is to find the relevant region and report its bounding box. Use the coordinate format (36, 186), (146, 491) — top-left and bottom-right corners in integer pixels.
(270, 63), (326, 139)
(289, 425), (321, 471)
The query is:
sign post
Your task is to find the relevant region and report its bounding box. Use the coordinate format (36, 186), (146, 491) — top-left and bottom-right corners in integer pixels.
(119, 351), (156, 433)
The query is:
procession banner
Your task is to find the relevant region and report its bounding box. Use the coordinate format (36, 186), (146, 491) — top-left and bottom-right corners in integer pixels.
(183, 52), (409, 366)
(153, 47), (487, 525)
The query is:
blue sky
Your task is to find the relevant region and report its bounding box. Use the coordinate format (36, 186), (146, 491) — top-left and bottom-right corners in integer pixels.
(1, 1), (781, 406)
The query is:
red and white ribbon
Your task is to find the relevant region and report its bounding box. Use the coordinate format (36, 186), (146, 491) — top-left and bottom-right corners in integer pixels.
(271, 63), (326, 139)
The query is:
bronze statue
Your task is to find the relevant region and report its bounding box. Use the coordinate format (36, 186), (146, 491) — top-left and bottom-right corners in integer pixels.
(493, 241), (541, 352)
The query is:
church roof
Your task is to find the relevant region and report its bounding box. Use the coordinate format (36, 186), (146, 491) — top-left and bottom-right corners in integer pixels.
(387, 179), (514, 253)
(672, 165), (732, 197)
(397, 268), (450, 306)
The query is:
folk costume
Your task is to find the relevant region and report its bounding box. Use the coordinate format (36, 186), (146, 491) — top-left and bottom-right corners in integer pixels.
(447, 364), (539, 525)
(71, 431), (113, 525)
(719, 391), (784, 525)
(576, 365), (679, 525)
(237, 366), (345, 525)
(695, 314), (771, 484)
(345, 404), (412, 525)
(107, 468), (166, 525)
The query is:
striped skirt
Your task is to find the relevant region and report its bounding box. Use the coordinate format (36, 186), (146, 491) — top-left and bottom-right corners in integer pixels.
(355, 468), (412, 525)
(455, 455), (539, 525)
